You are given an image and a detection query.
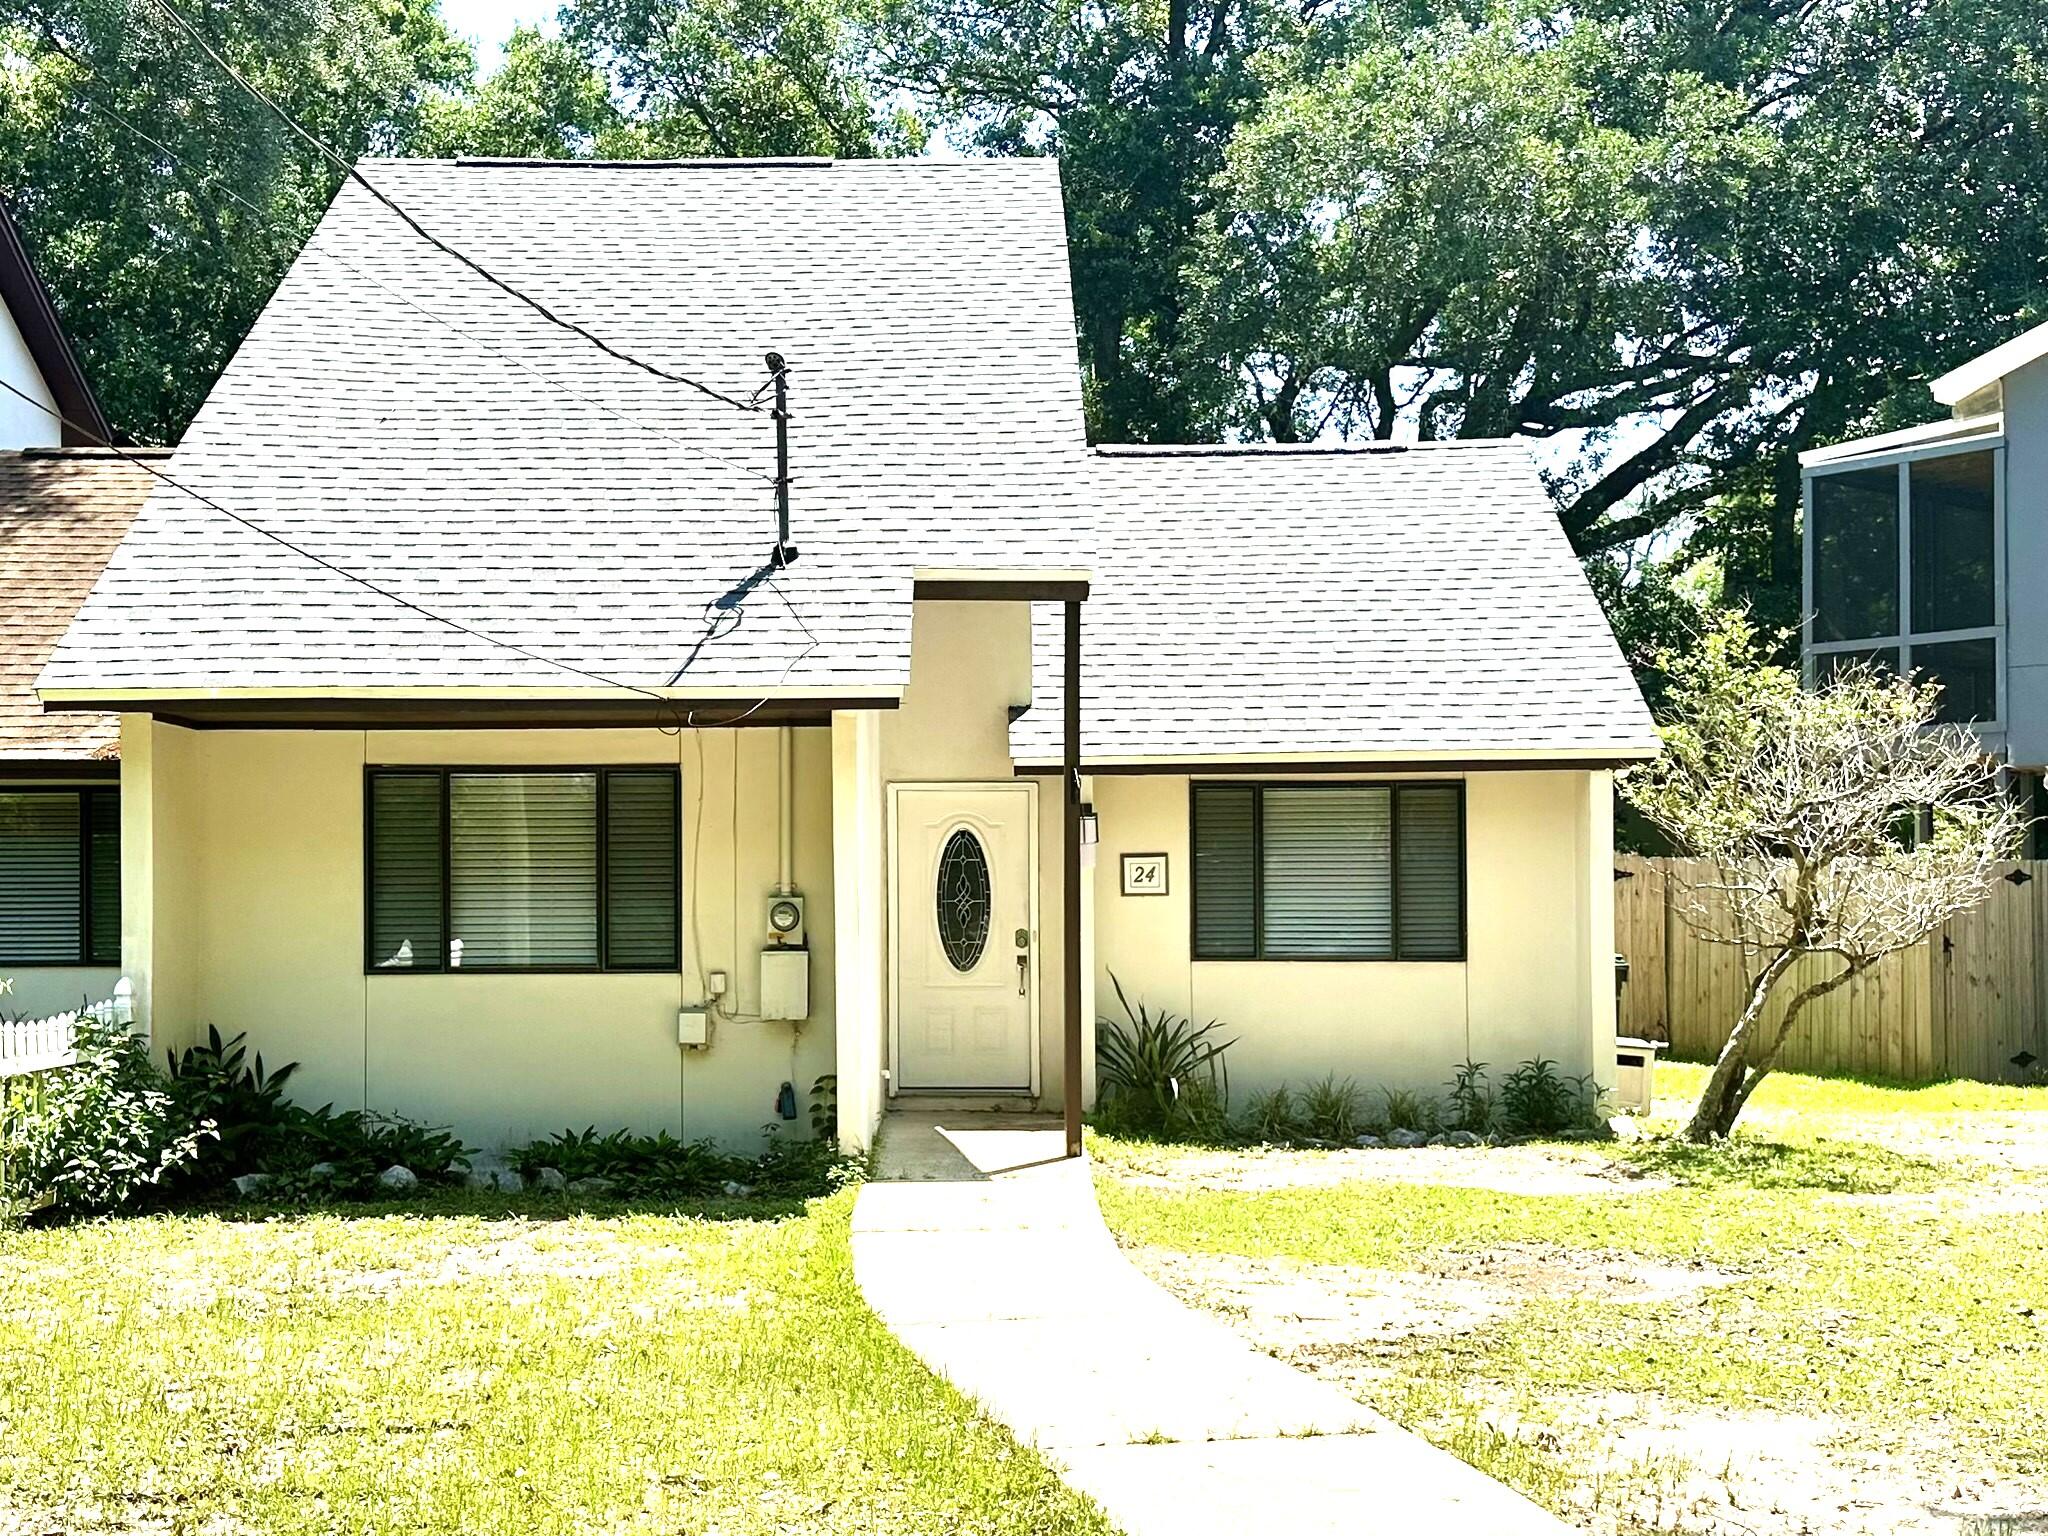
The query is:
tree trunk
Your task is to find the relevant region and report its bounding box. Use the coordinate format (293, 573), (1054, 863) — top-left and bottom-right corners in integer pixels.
(1683, 947), (1795, 1142)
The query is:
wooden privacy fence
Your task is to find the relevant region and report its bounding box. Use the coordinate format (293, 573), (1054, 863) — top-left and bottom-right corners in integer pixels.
(1615, 856), (2048, 1084)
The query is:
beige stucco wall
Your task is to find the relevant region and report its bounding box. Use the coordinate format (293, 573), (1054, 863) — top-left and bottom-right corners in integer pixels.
(122, 719), (835, 1153)
(1089, 769), (1617, 1110)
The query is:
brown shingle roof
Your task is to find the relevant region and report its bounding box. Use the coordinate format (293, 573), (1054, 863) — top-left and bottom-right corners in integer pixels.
(0, 449), (159, 760)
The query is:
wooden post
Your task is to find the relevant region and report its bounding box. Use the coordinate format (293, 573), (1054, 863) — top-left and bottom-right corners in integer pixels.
(1063, 598), (1084, 1158)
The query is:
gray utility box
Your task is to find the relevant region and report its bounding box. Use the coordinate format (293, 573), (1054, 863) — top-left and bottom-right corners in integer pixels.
(761, 947), (810, 1022)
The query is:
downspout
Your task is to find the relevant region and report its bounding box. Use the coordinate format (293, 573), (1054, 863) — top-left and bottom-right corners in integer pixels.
(777, 726), (795, 894)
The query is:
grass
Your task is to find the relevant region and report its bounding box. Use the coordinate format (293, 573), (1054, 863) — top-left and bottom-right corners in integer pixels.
(0, 1189), (1111, 1536)
(1091, 1063), (2048, 1520)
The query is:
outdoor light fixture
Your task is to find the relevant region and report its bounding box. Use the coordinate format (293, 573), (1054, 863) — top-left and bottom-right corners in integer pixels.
(1079, 802), (1099, 845)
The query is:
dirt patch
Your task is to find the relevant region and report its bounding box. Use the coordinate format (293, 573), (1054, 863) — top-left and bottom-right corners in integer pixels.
(1130, 1244), (1738, 1353)
(1132, 1245), (2045, 1536)
(1110, 1143), (1669, 1197)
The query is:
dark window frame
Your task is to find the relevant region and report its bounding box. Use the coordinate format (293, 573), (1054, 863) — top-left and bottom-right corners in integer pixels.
(1187, 780), (1467, 963)
(0, 786), (120, 968)
(363, 765), (682, 976)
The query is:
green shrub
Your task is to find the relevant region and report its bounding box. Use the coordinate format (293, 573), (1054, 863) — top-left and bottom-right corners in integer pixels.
(1499, 1058), (1598, 1135)
(1094, 973), (1235, 1138)
(1297, 1073), (1367, 1143)
(808, 1074), (837, 1141)
(4, 1007), (212, 1217)
(166, 1027), (470, 1195)
(165, 1027), (299, 1174)
(508, 1125), (858, 1199)
(1445, 1059), (1497, 1135)
(1380, 1086), (1441, 1136)
(1241, 1085), (1300, 1143)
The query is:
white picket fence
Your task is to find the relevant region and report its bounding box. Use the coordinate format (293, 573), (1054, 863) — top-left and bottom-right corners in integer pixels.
(0, 979), (133, 1079)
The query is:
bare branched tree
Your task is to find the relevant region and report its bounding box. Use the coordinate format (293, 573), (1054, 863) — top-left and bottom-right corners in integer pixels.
(1622, 612), (2027, 1142)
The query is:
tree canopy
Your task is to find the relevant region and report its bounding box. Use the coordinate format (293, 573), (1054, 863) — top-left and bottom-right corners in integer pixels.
(5, 0), (2047, 663)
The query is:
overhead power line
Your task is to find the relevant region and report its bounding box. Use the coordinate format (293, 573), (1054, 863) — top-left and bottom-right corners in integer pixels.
(0, 375), (710, 704)
(136, 0), (763, 416)
(51, 77), (773, 485)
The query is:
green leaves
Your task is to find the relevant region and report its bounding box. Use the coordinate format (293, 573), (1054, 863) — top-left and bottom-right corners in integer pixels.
(1094, 971), (1236, 1136)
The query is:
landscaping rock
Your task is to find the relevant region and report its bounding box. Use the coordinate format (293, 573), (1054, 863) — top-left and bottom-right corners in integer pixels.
(567, 1176), (615, 1196)
(533, 1167), (568, 1192)
(1444, 1130), (1483, 1148)
(1387, 1127), (1428, 1148)
(1352, 1134), (1385, 1149)
(230, 1172), (272, 1198)
(307, 1161), (339, 1180)
(465, 1165), (524, 1193)
(720, 1180), (756, 1198)
(1608, 1115), (1645, 1142)
(377, 1164), (418, 1191)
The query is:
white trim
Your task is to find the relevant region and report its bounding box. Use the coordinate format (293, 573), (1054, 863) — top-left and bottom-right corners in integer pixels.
(35, 684), (904, 704)
(885, 780), (1041, 1098)
(1799, 413), (2003, 469)
(1011, 745), (1660, 771)
(1932, 319), (2048, 406)
(911, 566), (1093, 586)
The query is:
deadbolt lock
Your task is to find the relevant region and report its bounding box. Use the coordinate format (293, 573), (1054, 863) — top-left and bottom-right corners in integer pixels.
(1015, 928), (1031, 948)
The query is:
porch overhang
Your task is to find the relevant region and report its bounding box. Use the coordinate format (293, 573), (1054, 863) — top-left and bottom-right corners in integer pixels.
(914, 572), (1090, 1159)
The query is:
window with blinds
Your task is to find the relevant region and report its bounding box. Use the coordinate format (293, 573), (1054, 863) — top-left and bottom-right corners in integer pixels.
(0, 788), (121, 966)
(365, 768), (680, 973)
(1189, 782), (1464, 960)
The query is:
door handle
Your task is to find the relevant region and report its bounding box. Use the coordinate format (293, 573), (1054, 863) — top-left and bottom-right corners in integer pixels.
(1016, 952), (1028, 996)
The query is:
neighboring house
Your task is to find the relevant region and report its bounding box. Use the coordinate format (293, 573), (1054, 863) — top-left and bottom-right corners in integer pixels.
(35, 159), (1656, 1153)
(0, 195), (158, 1020)
(1801, 324), (2044, 824)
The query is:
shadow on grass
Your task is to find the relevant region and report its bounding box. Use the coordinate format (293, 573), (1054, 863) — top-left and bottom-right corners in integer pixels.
(27, 1186), (836, 1231)
(1615, 1134), (1948, 1194)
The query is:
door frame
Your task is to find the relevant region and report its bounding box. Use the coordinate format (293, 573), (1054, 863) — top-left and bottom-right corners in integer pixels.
(886, 780), (1042, 1097)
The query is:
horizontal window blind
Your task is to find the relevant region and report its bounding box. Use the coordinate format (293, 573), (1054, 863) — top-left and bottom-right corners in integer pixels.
(0, 792), (83, 963)
(605, 772), (680, 968)
(1395, 785), (1462, 959)
(1191, 785), (1256, 958)
(369, 773), (444, 968)
(451, 773), (598, 969)
(1190, 782), (1464, 961)
(87, 791), (121, 965)
(1261, 787), (1392, 957)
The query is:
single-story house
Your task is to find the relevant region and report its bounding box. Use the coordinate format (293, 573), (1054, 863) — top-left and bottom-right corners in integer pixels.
(0, 194), (160, 1020)
(30, 158), (1657, 1153)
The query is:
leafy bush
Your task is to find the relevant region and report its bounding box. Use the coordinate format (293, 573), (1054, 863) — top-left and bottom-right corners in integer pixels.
(809, 1074), (837, 1141)
(1241, 1085), (1300, 1143)
(1445, 1059), (1497, 1135)
(1297, 1074), (1367, 1143)
(165, 1027), (469, 1195)
(1094, 973), (1236, 1137)
(508, 1125), (858, 1199)
(1380, 1086), (1441, 1136)
(4, 1007), (212, 1217)
(165, 1026), (299, 1173)
(1499, 1058), (1599, 1135)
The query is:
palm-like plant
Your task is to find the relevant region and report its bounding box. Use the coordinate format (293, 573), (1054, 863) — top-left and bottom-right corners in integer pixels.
(1095, 973), (1235, 1134)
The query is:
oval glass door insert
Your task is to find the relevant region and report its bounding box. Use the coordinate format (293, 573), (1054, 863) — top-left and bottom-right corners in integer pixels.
(936, 827), (993, 971)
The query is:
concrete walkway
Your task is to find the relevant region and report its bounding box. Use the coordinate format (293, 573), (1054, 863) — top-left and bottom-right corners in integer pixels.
(852, 1111), (1574, 1536)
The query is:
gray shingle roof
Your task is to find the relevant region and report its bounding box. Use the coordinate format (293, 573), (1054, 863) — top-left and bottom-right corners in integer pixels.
(39, 157), (1654, 762)
(1009, 444), (1660, 765)
(39, 157), (1090, 696)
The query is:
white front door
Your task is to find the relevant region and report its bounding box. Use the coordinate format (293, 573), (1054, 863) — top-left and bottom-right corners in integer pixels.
(890, 783), (1038, 1092)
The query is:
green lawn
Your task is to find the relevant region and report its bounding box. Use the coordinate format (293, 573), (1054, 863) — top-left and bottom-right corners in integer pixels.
(1091, 1064), (2048, 1530)
(0, 1189), (1110, 1536)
